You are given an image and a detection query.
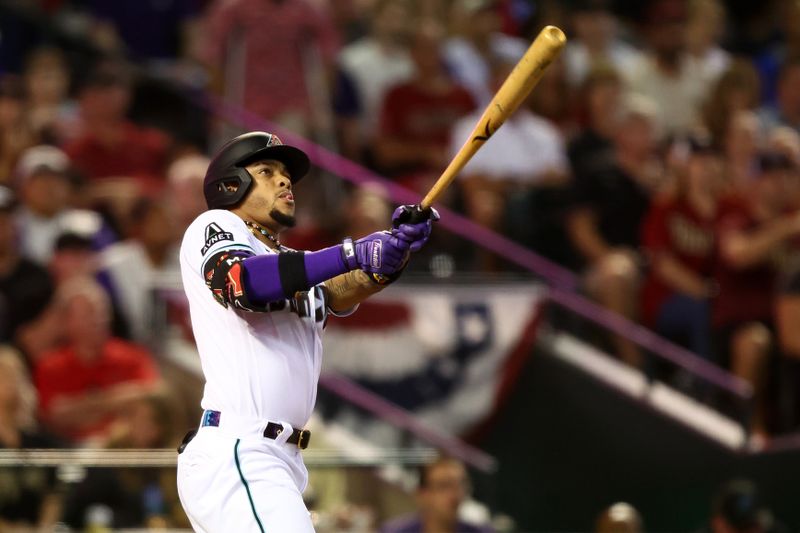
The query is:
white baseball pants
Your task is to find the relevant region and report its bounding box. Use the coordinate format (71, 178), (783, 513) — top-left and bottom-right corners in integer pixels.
(177, 415), (313, 532)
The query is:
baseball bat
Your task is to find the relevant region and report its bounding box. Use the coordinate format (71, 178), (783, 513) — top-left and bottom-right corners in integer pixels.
(419, 25), (567, 210)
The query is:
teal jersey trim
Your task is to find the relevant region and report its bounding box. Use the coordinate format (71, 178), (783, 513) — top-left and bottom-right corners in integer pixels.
(234, 439), (265, 532)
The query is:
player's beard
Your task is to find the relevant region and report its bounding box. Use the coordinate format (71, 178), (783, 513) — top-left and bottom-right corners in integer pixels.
(270, 207), (296, 228)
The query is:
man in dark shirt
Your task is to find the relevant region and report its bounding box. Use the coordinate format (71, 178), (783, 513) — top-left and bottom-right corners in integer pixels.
(567, 96), (661, 366)
(567, 66), (622, 183)
(0, 187), (53, 348)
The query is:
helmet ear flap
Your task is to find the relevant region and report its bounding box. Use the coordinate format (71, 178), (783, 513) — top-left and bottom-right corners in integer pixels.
(205, 167), (254, 209)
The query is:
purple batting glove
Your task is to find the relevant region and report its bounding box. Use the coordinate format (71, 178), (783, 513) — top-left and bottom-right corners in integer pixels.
(391, 205), (440, 252)
(343, 231), (410, 275)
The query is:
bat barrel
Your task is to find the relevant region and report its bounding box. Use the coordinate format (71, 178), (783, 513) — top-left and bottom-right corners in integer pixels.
(419, 25), (566, 210)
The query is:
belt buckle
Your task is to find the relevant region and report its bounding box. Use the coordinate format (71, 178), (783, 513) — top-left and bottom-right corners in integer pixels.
(297, 429), (310, 450)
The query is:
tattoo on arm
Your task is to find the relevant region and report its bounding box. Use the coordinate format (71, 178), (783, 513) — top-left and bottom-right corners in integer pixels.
(327, 270), (382, 310)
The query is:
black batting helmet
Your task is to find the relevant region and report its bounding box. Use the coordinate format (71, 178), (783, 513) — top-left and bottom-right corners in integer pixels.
(203, 131), (311, 209)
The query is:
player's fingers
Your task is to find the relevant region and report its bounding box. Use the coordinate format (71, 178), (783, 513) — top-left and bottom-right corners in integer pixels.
(396, 223), (428, 238)
(384, 242), (410, 266)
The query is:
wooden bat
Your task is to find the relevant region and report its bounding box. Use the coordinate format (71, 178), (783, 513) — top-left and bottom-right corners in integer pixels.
(420, 25), (567, 210)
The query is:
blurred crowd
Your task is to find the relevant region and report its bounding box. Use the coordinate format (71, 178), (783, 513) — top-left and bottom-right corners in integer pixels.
(2, 0), (800, 529)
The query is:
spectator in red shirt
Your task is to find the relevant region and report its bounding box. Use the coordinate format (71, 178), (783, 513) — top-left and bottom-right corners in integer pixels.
(203, 0), (339, 137)
(35, 277), (161, 443)
(641, 136), (723, 360)
(63, 62), (170, 186)
(374, 19), (475, 191)
(714, 152), (800, 437)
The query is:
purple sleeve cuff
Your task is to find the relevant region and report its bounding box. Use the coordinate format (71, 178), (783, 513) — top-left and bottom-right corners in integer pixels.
(304, 244), (350, 284)
(242, 245), (349, 306)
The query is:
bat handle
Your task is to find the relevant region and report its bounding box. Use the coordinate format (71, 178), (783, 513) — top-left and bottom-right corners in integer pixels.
(392, 204), (435, 228)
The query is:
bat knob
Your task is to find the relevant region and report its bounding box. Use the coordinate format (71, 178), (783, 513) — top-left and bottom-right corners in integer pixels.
(391, 204), (437, 228)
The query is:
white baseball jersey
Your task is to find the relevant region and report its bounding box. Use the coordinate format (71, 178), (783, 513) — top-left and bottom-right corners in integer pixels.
(179, 209), (329, 428)
(179, 209), (351, 533)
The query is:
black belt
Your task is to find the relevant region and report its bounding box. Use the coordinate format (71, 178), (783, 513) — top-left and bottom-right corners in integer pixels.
(197, 410), (311, 450)
(264, 421), (311, 449)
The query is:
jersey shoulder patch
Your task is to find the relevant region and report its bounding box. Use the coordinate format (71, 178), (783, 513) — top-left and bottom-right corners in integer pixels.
(201, 222), (234, 255)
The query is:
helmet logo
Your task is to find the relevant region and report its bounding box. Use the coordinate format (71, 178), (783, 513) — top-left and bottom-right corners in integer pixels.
(266, 134), (283, 147)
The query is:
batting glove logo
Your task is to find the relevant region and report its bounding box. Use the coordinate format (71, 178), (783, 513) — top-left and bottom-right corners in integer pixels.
(371, 240), (382, 268)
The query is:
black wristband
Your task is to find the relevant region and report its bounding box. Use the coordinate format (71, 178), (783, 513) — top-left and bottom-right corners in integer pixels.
(278, 251), (308, 298)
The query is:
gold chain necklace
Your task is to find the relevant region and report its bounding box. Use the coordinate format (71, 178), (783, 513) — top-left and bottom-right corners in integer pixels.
(245, 220), (281, 247)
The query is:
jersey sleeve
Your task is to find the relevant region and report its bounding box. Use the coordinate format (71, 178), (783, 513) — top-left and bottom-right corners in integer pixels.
(181, 210), (258, 276)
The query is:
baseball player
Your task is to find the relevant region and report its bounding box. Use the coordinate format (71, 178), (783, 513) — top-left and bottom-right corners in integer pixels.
(176, 131), (437, 532)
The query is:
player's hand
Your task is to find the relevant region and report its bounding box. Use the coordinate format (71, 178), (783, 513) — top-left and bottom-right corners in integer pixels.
(344, 231), (410, 274)
(391, 204), (440, 252)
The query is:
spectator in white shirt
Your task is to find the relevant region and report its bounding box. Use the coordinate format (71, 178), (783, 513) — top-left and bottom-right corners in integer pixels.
(624, 0), (715, 138)
(562, 0), (642, 89)
(452, 61), (568, 270)
(443, 0), (528, 107)
(686, 0), (730, 83)
(102, 198), (180, 344)
(14, 145), (105, 266)
(338, 0), (414, 149)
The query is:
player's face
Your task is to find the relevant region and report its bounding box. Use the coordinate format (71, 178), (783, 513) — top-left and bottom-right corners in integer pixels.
(242, 159), (296, 230)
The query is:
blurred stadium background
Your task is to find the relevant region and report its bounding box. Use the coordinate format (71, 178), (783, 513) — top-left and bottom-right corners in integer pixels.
(2, 0), (800, 531)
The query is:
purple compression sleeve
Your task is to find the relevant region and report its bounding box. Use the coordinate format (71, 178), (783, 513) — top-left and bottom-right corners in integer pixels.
(241, 244), (349, 305)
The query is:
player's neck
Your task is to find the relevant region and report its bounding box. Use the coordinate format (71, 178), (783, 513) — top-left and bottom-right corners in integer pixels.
(244, 219), (282, 250)
(231, 208), (283, 250)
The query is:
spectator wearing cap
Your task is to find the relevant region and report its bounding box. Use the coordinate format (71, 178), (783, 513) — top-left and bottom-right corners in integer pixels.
(34, 277), (161, 443)
(566, 95), (663, 367)
(562, 0), (642, 88)
(444, 0), (528, 107)
(623, 0), (718, 138)
(0, 186), (54, 349)
(0, 74), (35, 185)
(102, 198), (180, 344)
(14, 144), (108, 266)
(713, 152), (800, 439)
(18, 232), (130, 363)
(380, 457), (493, 533)
(338, 0), (413, 147)
(63, 62), (171, 185)
(640, 136), (724, 361)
